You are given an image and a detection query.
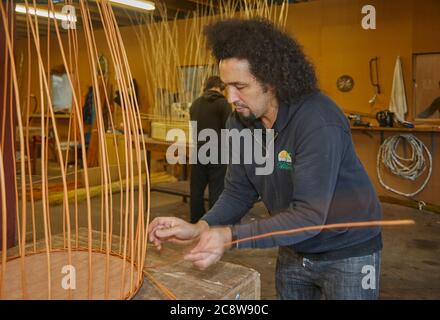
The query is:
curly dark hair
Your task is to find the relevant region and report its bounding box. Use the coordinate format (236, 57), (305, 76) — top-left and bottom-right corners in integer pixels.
(204, 18), (318, 105)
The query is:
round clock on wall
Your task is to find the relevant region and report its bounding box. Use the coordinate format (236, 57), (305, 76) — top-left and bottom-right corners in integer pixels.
(336, 75), (354, 92)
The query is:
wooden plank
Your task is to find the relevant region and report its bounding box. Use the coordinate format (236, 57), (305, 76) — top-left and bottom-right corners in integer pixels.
(379, 195), (440, 215)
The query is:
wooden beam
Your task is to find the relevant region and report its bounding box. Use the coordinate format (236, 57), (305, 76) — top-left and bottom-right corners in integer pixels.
(161, 0), (199, 12)
(380, 196), (440, 215)
(186, 0), (220, 9)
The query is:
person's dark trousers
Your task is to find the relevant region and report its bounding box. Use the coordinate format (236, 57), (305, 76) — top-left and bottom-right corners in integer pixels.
(190, 163), (227, 223)
(276, 247), (381, 300)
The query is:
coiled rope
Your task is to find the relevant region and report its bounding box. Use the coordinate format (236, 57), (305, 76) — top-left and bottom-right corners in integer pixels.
(377, 134), (432, 198)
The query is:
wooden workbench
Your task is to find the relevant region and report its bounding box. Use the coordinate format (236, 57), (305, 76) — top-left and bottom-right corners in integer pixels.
(137, 243), (260, 300)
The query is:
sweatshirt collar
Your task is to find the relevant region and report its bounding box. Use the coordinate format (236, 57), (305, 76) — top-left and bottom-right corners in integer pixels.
(252, 102), (290, 133)
(271, 92), (316, 132)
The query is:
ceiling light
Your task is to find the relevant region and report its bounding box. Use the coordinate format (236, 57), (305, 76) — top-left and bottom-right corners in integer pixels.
(15, 4), (77, 22)
(109, 0), (155, 11)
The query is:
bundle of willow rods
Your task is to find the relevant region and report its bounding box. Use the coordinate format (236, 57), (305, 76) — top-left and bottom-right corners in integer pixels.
(129, 0), (289, 119)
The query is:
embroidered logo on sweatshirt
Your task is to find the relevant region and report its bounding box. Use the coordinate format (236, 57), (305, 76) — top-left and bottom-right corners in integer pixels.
(277, 150), (292, 170)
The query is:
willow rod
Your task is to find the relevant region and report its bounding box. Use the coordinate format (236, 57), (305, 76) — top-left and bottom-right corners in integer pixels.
(79, 0), (113, 298)
(91, 0), (148, 296)
(0, 142), (7, 298)
(23, 0), (79, 298)
(145, 219), (415, 270)
(0, 0), (29, 298)
(144, 270), (176, 300)
(25, 0), (53, 298)
(24, 12), (37, 254)
(89, 0), (134, 297)
(107, 2), (151, 287)
(227, 219), (415, 247)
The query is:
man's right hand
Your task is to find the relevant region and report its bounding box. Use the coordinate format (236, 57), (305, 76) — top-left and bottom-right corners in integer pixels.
(148, 217), (209, 250)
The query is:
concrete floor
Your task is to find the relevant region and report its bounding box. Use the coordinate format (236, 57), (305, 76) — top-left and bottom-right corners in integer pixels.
(149, 191), (440, 300)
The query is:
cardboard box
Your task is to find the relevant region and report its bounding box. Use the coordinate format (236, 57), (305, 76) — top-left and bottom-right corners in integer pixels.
(151, 121), (191, 142)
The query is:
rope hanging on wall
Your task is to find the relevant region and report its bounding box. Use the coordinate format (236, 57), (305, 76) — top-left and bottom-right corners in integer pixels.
(376, 134), (432, 198)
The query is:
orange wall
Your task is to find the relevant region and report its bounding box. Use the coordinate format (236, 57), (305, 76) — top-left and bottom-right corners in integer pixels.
(285, 0), (440, 118)
(14, 0), (440, 204)
(16, 0), (440, 118)
(287, 0), (409, 115)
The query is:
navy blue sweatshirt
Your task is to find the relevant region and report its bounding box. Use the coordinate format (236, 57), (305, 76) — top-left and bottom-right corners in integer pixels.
(201, 91), (382, 260)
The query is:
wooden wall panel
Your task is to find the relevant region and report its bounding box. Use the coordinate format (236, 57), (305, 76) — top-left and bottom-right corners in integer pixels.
(352, 130), (439, 205)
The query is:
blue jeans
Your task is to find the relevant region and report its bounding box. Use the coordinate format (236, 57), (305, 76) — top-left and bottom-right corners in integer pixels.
(276, 247), (381, 300)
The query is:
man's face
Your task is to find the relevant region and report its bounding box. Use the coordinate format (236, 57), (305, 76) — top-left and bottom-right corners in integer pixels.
(219, 58), (275, 121)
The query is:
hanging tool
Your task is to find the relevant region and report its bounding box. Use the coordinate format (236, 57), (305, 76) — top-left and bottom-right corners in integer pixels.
(369, 57), (381, 105)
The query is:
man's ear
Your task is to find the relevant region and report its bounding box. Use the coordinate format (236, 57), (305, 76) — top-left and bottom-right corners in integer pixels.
(262, 83), (275, 95)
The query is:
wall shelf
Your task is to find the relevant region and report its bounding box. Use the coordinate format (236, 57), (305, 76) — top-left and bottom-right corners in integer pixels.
(351, 125), (439, 154)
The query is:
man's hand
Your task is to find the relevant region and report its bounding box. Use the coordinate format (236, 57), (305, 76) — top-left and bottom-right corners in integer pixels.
(184, 226), (232, 270)
(148, 217), (209, 250)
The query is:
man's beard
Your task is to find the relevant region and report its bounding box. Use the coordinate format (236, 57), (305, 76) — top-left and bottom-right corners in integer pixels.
(236, 109), (258, 128)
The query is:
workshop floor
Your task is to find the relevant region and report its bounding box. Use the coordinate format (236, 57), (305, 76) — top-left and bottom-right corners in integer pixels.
(149, 191), (440, 300)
